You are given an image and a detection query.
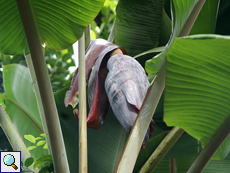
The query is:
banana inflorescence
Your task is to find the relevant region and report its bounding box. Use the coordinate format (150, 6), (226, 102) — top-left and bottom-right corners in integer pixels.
(65, 39), (154, 148)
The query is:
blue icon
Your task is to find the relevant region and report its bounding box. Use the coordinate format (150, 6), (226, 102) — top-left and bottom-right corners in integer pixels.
(3, 154), (18, 170)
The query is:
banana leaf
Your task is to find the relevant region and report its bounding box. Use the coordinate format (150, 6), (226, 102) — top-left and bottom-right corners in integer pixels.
(164, 34), (230, 160)
(0, 0), (105, 55)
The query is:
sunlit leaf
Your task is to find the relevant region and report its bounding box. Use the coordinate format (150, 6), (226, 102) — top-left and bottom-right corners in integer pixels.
(164, 34), (230, 160)
(27, 146), (37, 151)
(24, 134), (36, 144)
(0, 0), (105, 55)
(37, 140), (46, 147)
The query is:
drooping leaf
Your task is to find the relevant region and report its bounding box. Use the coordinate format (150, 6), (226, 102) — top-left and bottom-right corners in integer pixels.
(164, 34), (230, 160)
(0, 0), (105, 55)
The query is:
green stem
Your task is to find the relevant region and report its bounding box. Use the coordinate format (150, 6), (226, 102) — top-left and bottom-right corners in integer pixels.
(178, 0), (206, 37)
(108, 19), (115, 42)
(139, 127), (184, 173)
(25, 54), (51, 154)
(78, 32), (88, 173)
(187, 114), (230, 173)
(16, 1), (70, 172)
(107, 0), (119, 43)
(85, 25), (91, 50)
(0, 106), (35, 171)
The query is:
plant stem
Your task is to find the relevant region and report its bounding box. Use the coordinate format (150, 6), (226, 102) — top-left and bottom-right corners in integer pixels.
(25, 54), (51, 154)
(108, 0), (120, 43)
(0, 106), (30, 159)
(108, 19), (115, 42)
(170, 159), (175, 173)
(179, 0), (206, 36)
(139, 127), (184, 173)
(0, 106), (36, 172)
(85, 25), (91, 50)
(187, 114), (230, 173)
(78, 32), (88, 173)
(16, 1), (70, 172)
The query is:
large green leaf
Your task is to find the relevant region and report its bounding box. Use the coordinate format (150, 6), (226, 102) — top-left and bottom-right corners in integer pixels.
(176, 152), (230, 173)
(189, 0), (219, 35)
(115, 0), (165, 66)
(0, 0), (105, 55)
(164, 34), (230, 160)
(3, 64), (45, 158)
(145, 0), (220, 74)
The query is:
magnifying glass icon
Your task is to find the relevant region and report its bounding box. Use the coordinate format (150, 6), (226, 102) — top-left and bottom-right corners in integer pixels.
(3, 154), (18, 170)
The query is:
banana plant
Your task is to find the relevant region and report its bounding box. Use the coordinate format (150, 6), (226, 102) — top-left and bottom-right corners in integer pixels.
(1, 0), (230, 173)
